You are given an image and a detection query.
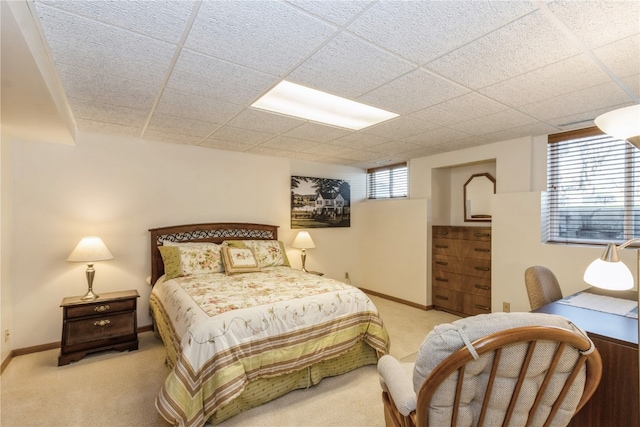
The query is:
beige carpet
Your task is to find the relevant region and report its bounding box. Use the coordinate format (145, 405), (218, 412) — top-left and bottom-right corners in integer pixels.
(0, 295), (459, 427)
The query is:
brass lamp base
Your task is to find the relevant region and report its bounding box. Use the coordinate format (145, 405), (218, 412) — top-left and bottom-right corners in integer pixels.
(81, 264), (100, 300)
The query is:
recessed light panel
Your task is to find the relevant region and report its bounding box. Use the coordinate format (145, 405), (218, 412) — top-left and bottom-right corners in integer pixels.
(251, 81), (398, 130)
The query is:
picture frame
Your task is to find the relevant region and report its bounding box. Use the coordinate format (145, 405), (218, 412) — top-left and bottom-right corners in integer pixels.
(291, 176), (350, 228)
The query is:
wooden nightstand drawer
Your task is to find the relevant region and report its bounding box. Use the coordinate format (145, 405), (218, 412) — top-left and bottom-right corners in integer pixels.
(65, 299), (135, 319)
(64, 312), (135, 346)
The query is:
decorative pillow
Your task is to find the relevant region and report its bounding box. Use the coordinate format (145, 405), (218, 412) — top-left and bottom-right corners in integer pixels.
(178, 244), (225, 275)
(159, 242), (224, 277)
(221, 246), (260, 275)
(223, 240), (290, 268)
(158, 245), (183, 279)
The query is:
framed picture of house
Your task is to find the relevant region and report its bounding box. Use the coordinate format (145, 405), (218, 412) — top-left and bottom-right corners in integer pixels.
(291, 176), (350, 228)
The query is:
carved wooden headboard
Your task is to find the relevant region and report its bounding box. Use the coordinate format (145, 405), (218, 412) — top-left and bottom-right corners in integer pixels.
(148, 222), (279, 285)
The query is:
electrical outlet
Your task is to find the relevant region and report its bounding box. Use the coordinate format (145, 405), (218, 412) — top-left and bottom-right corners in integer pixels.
(503, 302), (511, 313)
(344, 272), (349, 279)
(4, 329), (9, 343)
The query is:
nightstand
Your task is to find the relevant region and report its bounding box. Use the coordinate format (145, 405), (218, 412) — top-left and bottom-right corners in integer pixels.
(58, 290), (140, 366)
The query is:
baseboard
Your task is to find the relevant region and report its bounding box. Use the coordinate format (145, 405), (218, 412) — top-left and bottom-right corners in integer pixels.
(359, 287), (430, 311)
(1, 352), (13, 375)
(0, 324), (154, 374)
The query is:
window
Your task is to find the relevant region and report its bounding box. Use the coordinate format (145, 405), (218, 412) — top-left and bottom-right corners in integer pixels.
(546, 127), (640, 245)
(367, 162), (408, 199)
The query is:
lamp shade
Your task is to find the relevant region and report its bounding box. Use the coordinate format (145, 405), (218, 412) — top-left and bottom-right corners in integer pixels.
(583, 258), (634, 291)
(594, 104), (640, 149)
(67, 237), (113, 262)
(291, 231), (316, 249)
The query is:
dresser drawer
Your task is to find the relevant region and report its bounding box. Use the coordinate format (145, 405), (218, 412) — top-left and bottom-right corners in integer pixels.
(63, 312), (136, 346)
(433, 287), (491, 316)
(65, 299), (136, 319)
(433, 254), (491, 278)
(433, 286), (454, 311)
(432, 226), (491, 241)
(432, 270), (491, 296)
(433, 238), (491, 259)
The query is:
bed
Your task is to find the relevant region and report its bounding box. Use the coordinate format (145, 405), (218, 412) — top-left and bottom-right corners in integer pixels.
(148, 223), (390, 427)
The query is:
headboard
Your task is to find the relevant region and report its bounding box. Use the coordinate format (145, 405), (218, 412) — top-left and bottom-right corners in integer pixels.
(149, 222), (279, 286)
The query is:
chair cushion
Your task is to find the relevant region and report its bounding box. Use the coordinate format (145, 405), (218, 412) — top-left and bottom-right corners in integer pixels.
(413, 312), (591, 426)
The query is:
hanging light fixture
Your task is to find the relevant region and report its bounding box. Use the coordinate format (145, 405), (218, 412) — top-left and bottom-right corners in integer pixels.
(594, 104), (640, 148)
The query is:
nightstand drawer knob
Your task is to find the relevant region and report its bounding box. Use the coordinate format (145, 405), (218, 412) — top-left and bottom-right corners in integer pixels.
(93, 319), (111, 327)
(94, 305), (110, 313)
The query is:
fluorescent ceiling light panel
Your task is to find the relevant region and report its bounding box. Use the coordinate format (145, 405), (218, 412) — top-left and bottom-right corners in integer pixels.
(251, 81), (398, 130)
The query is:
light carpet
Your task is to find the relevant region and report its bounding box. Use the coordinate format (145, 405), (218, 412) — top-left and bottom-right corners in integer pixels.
(0, 295), (459, 427)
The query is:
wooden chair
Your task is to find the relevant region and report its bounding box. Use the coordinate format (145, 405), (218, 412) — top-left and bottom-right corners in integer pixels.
(378, 312), (602, 427)
(525, 266), (564, 310)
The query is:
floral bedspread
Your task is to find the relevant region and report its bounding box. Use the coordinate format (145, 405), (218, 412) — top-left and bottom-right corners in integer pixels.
(150, 266), (389, 427)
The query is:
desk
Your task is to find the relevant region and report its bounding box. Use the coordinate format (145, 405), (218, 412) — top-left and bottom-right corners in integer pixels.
(533, 288), (639, 427)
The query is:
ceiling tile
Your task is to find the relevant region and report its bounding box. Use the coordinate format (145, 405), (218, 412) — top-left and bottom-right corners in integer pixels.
(287, 0), (373, 26)
(370, 141), (426, 155)
(358, 69), (469, 114)
(328, 133), (393, 150)
(348, 1), (536, 64)
(185, 0), (337, 76)
(451, 109), (538, 135)
(546, 1), (640, 50)
(35, 0), (196, 44)
(479, 54), (611, 107)
(75, 119), (140, 138)
(166, 49), (277, 105)
(429, 136), (491, 152)
(144, 129), (202, 146)
(593, 35), (640, 80)
(302, 143), (356, 157)
(519, 80), (633, 122)
(481, 122), (560, 144)
(410, 93), (508, 126)
(34, 3), (175, 85)
(155, 89), (243, 124)
(282, 122), (351, 143)
(362, 116), (439, 139)
(67, 97), (148, 128)
(548, 101), (636, 130)
(259, 136), (318, 152)
(146, 113), (218, 138)
(426, 9), (581, 89)
(226, 109), (304, 135)
(209, 125), (273, 145)
(289, 33), (415, 98)
(57, 64), (157, 111)
(402, 127), (475, 146)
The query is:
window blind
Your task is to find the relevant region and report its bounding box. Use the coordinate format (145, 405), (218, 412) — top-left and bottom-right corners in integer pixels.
(367, 162), (408, 199)
(547, 127), (640, 244)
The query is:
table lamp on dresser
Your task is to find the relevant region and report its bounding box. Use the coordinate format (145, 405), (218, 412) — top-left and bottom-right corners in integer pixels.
(67, 236), (113, 300)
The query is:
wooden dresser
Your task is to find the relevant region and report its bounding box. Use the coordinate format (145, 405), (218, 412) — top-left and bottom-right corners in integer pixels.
(432, 225), (491, 316)
(59, 290), (139, 366)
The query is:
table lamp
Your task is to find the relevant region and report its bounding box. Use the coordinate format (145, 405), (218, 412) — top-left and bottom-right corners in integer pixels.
(291, 231), (315, 272)
(67, 236), (114, 300)
(583, 238), (640, 291)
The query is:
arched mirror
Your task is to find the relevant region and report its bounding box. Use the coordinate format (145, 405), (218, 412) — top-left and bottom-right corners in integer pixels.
(464, 173), (496, 222)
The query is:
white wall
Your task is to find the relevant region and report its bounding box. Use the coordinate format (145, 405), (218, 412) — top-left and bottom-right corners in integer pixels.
(358, 199), (428, 305)
(9, 131), (364, 349)
(1, 133), (14, 363)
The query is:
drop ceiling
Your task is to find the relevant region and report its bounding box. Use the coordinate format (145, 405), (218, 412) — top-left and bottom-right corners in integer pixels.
(3, 0), (639, 169)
